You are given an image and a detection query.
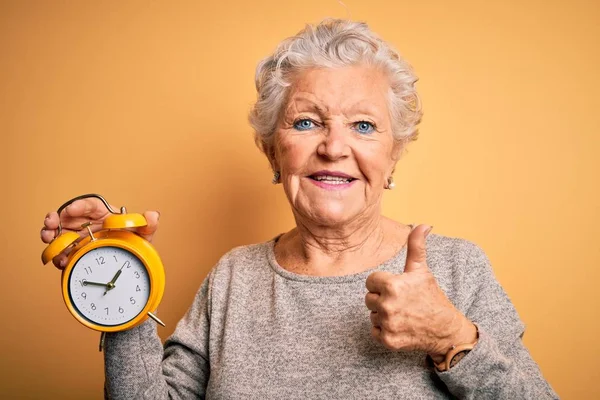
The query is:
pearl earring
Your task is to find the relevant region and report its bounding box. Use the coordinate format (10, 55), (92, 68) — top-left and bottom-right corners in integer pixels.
(387, 176), (395, 190)
(272, 171), (280, 184)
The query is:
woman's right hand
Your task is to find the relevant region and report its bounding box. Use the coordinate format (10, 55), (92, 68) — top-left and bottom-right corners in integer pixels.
(40, 197), (160, 269)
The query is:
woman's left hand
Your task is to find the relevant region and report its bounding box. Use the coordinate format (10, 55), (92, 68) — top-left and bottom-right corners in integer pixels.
(365, 225), (477, 362)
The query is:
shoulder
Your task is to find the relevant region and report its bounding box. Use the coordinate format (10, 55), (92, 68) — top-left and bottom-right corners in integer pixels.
(215, 241), (270, 267)
(425, 233), (492, 279)
(204, 240), (273, 294)
(425, 233), (525, 337)
(423, 233), (498, 308)
(425, 233), (488, 267)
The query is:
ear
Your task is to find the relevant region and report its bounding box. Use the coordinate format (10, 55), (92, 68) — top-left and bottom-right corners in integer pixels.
(264, 141), (280, 172)
(391, 138), (404, 162)
(385, 139), (403, 177)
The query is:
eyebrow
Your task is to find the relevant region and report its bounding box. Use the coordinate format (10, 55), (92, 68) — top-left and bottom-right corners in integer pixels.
(345, 101), (383, 118)
(286, 96), (329, 115)
(286, 96), (384, 119)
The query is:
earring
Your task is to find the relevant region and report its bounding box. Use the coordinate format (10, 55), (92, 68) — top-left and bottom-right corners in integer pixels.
(272, 171), (280, 184)
(387, 176), (395, 190)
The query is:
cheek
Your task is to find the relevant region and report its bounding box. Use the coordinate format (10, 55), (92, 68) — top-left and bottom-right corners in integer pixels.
(355, 143), (394, 182)
(276, 136), (316, 173)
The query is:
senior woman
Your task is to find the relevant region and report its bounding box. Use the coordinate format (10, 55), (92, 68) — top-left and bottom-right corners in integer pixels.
(40, 19), (557, 399)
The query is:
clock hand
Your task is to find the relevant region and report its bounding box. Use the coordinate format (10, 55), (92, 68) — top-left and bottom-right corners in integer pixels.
(83, 280), (110, 288)
(103, 269), (122, 295)
(111, 268), (123, 285)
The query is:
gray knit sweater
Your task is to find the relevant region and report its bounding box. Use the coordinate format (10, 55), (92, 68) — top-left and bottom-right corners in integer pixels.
(104, 233), (559, 399)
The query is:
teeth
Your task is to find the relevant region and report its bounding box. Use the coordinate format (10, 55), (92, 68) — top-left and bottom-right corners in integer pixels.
(313, 175), (352, 183)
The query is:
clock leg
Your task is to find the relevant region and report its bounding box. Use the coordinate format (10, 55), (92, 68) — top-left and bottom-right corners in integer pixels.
(99, 331), (106, 352)
(147, 312), (166, 327)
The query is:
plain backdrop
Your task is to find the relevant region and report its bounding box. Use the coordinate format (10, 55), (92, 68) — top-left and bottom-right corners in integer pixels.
(1, 0), (598, 398)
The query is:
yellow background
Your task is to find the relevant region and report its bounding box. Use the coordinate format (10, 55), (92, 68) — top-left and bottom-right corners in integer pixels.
(1, 1), (598, 398)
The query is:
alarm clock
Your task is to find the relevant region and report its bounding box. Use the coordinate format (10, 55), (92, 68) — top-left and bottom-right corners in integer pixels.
(41, 194), (166, 344)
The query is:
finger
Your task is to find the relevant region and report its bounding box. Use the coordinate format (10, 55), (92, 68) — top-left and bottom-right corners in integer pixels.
(59, 217), (103, 231)
(369, 311), (380, 327)
(40, 227), (56, 243)
(44, 211), (104, 242)
(53, 253), (68, 269)
(365, 292), (380, 311)
(44, 211), (60, 230)
(366, 271), (396, 294)
(404, 224), (433, 273)
(64, 198), (111, 219)
(51, 240), (81, 269)
(371, 326), (382, 342)
(135, 211), (160, 242)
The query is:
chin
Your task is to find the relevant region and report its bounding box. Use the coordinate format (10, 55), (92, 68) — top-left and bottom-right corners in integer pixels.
(306, 203), (360, 227)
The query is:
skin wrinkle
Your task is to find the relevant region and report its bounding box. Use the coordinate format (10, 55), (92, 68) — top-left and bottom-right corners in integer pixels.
(293, 211), (385, 261)
(276, 73), (472, 348)
(269, 65), (408, 276)
(52, 19), (557, 397)
(280, 95), (386, 137)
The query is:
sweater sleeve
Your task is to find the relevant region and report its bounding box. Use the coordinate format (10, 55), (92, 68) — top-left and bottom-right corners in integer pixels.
(437, 243), (559, 399)
(104, 271), (213, 400)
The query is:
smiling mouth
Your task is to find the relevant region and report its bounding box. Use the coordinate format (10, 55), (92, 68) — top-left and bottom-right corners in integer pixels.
(308, 174), (356, 184)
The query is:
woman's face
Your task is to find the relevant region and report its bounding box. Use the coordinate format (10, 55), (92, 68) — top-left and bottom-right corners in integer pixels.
(272, 65), (401, 227)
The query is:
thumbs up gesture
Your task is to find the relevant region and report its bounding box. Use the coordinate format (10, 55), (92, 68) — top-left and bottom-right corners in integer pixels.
(365, 225), (477, 362)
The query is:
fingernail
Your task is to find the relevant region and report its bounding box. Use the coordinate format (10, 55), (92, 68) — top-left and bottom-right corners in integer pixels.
(424, 226), (434, 238)
(157, 211), (161, 219)
(59, 259), (66, 267)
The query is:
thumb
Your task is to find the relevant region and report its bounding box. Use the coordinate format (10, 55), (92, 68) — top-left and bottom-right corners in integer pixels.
(135, 211), (160, 242)
(404, 224), (433, 273)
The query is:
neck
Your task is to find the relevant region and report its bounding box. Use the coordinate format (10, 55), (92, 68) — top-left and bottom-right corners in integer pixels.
(296, 212), (385, 256)
(276, 208), (404, 276)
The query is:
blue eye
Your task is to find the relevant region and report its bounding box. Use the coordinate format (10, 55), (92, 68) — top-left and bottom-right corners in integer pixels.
(354, 121), (375, 134)
(293, 119), (315, 131)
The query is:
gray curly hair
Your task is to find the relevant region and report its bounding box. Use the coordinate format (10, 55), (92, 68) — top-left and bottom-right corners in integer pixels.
(248, 19), (423, 156)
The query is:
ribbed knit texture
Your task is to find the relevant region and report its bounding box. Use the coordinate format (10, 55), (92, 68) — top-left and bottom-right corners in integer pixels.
(104, 233), (558, 399)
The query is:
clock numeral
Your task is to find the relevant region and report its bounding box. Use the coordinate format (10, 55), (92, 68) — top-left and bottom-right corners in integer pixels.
(130, 297), (136, 305)
(84, 267), (93, 275)
(134, 271), (140, 279)
(95, 256), (105, 265)
(113, 255), (118, 262)
(104, 307), (109, 315)
(79, 280), (85, 287)
(81, 292), (87, 299)
(123, 261), (131, 269)
(136, 285), (141, 292)
(90, 303), (96, 311)
(118, 307), (124, 314)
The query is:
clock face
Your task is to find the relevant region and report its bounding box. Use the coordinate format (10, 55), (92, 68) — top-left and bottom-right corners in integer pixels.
(68, 246), (151, 326)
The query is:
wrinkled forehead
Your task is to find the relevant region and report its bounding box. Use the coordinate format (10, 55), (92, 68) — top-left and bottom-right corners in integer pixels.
(284, 66), (391, 117)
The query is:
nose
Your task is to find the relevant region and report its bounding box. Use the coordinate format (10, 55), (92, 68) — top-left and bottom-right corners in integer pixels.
(317, 122), (350, 161)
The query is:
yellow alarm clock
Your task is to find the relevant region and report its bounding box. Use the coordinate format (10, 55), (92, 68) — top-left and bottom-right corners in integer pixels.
(41, 194), (166, 345)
